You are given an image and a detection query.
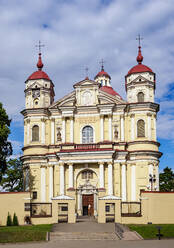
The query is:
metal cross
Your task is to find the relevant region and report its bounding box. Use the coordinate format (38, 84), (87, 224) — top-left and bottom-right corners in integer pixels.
(35, 40), (45, 53)
(136, 34), (143, 46)
(99, 59), (105, 70)
(85, 67), (89, 77)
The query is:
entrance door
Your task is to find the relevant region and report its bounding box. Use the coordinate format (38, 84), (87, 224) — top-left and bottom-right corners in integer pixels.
(82, 194), (94, 216)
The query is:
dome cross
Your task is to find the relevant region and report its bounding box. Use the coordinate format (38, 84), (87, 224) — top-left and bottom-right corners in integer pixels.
(35, 40), (45, 53)
(99, 59), (105, 71)
(136, 34), (143, 47)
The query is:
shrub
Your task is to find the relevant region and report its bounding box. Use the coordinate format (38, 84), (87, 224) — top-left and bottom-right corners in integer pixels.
(6, 212), (12, 226)
(12, 213), (19, 226)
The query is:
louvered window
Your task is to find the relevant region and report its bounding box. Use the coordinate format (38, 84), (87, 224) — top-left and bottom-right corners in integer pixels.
(137, 120), (145, 137)
(32, 125), (39, 141)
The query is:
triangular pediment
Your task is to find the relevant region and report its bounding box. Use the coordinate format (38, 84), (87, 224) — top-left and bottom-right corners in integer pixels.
(132, 75), (148, 83)
(28, 81), (43, 89)
(49, 91), (76, 108)
(98, 90), (126, 105)
(73, 79), (99, 88)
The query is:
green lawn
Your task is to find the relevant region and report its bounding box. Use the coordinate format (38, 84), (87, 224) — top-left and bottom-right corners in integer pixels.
(0, 224), (52, 243)
(127, 224), (174, 239)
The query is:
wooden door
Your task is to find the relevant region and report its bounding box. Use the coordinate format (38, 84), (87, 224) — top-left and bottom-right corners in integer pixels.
(82, 194), (94, 216)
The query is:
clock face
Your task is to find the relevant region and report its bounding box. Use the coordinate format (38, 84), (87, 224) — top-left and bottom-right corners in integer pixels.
(32, 89), (40, 98)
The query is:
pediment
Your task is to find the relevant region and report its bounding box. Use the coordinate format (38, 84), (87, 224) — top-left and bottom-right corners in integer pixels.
(49, 91), (76, 108)
(73, 79), (99, 88)
(98, 90), (126, 105)
(28, 81), (43, 89)
(132, 75), (148, 83)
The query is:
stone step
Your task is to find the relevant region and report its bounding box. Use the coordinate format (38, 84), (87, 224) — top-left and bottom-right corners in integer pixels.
(50, 231), (119, 240)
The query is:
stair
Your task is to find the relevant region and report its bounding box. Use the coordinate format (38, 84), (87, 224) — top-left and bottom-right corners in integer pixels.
(50, 231), (119, 240)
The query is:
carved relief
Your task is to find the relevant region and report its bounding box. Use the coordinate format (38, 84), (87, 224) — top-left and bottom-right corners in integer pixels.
(78, 117), (97, 124)
(82, 91), (93, 105)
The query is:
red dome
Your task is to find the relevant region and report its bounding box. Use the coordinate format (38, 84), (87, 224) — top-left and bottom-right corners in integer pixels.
(95, 69), (111, 79)
(100, 86), (122, 98)
(127, 64), (153, 76)
(28, 70), (50, 80)
(27, 53), (51, 81)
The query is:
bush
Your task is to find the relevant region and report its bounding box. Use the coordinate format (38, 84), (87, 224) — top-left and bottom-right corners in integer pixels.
(13, 213), (19, 226)
(6, 212), (12, 226)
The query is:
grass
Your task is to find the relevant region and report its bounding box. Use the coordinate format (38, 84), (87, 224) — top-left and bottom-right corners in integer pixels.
(127, 224), (174, 239)
(0, 224), (52, 243)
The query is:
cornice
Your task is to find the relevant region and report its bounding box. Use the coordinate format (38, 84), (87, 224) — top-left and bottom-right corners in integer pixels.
(127, 140), (160, 147)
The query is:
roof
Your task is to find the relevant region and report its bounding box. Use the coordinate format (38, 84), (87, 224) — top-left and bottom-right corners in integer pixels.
(100, 86), (122, 98)
(95, 68), (111, 79)
(27, 53), (51, 81)
(28, 70), (50, 80)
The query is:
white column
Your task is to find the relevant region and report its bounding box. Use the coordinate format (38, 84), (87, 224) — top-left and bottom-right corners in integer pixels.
(62, 118), (66, 143)
(41, 119), (45, 144)
(108, 163), (113, 195)
(131, 165), (136, 201)
(49, 166), (53, 201)
(121, 115), (124, 141)
(108, 115), (112, 141)
(60, 163), (65, 195)
(156, 164), (159, 191)
(147, 114), (151, 140)
(41, 167), (46, 202)
(122, 164), (127, 201)
(131, 114), (135, 141)
(70, 118), (74, 143)
(27, 119), (30, 144)
(51, 118), (55, 144)
(68, 163), (73, 188)
(99, 163), (104, 188)
(100, 115), (104, 141)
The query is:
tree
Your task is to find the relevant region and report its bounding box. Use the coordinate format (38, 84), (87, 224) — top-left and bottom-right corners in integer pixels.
(0, 102), (12, 182)
(159, 166), (174, 192)
(0, 159), (23, 192)
(12, 213), (19, 226)
(6, 212), (12, 226)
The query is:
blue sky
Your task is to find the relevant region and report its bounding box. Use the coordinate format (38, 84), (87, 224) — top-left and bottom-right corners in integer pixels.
(0, 0), (174, 171)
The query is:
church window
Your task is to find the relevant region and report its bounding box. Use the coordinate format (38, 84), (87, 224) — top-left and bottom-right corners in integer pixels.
(137, 92), (144, 102)
(82, 170), (93, 179)
(137, 120), (145, 137)
(32, 125), (39, 141)
(82, 126), (93, 143)
(32, 191), (37, 199)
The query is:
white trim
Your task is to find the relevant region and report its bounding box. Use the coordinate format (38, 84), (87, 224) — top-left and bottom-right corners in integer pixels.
(108, 116), (112, 141)
(49, 166), (53, 202)
(52, 195), (74, 200)
(131, 115), (135, 141)
(156, 165), (159, 191)
(121, 116), (124, 141)
(27, 122), (30, 144)
(122, 164), (127, 201)
(99, 195), (121, 200)
(148, 115), (151, 140)
(41, 121), (45, 144)
(41, 167), (46, 202)
(62, 118), (66, 143)
(59, 159), (113, 164)
(131, 165), (136, 201)
(70, 118), (74, 143)
(154, 116), (156, 140)
(57, 150), (114, 156)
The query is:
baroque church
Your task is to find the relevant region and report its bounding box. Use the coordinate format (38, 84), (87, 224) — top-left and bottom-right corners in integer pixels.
(21, 44), (162, 219)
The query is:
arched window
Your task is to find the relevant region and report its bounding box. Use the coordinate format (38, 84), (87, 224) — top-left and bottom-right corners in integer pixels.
(82, 126), (93, 143)
(82, 170), (93, 179)
(137, 120), (145, 137)
(137, 92), (144, 102)
(32, 125), (39, 141)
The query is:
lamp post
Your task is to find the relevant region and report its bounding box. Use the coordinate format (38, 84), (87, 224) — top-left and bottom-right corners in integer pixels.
(149, 174), (156, 191)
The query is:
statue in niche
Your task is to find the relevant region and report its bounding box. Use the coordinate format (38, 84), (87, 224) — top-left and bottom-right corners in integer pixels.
(114, 125), (118, 140)
(57, 127), (62, 141)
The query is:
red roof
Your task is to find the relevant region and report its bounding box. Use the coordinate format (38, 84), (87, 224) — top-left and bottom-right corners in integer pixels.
(27, 53), (51, 81)
(95, 69), (111, 79)
(28, 70), (50, 80)
(100, 86), (122, 98)
(127, 64), (153, 76)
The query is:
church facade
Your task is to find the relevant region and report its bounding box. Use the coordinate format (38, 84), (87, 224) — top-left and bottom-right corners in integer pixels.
(21, 45), (162, 221)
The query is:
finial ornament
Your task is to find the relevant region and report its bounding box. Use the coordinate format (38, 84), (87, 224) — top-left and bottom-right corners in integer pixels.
(136, 34), (143, 64)
(99, 59), (105, 71)
(35, 41), (45, 70)
(85, 67), (89, 79)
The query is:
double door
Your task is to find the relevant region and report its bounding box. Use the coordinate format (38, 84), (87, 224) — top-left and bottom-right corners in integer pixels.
(82, 194), (94, 216)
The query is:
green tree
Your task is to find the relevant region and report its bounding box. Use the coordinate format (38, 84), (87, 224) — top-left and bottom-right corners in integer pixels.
(0, 102), (12, 182)
(0, 159), (23, 192)
(159, 166), (174, 192)
(6, 212), (12, 226)
(12, 213), (19, 226)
